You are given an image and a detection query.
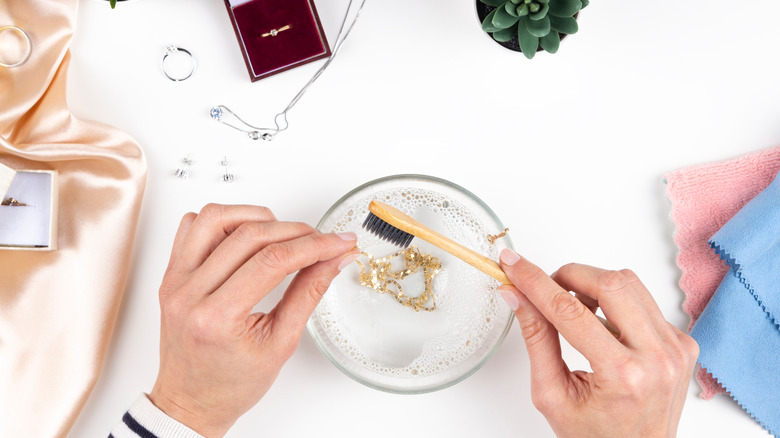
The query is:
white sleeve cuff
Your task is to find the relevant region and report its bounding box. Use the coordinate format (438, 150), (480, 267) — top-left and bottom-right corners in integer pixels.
(109, 393), (205, 438)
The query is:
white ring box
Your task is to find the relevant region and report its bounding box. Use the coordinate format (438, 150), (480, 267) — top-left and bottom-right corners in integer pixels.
(0, 163), (58, 251)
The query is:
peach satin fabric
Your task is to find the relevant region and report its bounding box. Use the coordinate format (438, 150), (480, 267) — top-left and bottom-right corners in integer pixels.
(0, 1), (146, 436)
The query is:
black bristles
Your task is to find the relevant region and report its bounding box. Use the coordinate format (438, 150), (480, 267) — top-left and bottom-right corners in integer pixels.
(362, 212), (414, 248)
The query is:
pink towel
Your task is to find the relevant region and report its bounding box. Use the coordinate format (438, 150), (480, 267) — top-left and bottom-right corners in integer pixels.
(664, 145), (780, 399)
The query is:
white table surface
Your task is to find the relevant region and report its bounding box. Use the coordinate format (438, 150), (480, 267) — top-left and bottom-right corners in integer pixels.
(67, 0), (777, 436)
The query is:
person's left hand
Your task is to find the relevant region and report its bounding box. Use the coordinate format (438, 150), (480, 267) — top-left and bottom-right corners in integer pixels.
(148, 204), (359, 437)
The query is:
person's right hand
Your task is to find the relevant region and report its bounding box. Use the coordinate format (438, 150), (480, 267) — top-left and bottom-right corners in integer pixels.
(498, 249), (699, 438)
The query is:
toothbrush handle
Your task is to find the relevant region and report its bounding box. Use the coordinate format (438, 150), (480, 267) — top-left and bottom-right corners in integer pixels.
(370, 200), (510, 282)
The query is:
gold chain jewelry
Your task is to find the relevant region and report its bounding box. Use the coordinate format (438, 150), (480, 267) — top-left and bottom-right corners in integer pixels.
(487, 228), (509, 245)
(355, 246), (441, 312)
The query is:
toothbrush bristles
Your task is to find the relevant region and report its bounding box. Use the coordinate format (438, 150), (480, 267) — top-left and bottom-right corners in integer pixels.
(362, 212), (414, 248)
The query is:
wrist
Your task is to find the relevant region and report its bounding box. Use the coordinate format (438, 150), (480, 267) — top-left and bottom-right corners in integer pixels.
(149, 383), (233, 438)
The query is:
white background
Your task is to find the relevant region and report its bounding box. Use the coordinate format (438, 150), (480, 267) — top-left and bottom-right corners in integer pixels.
(67, 0), (778, 436)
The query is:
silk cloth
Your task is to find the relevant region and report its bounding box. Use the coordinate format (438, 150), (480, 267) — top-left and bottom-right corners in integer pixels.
(0, 1), (147, 437)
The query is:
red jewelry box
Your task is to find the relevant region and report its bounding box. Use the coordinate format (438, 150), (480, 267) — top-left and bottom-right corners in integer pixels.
(224, 0), (331, 82)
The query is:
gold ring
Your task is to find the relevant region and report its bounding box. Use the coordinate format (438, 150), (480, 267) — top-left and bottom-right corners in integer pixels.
(261, 25), (291, 38)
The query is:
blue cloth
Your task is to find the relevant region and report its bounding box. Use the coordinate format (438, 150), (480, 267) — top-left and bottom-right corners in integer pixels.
(690, 170), (780, 436)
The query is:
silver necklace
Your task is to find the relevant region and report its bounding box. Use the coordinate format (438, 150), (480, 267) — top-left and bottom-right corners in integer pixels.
(210, 0), (368, 141)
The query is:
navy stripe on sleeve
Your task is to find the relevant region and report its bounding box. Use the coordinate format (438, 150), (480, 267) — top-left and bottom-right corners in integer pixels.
(122, 412), (159, 438)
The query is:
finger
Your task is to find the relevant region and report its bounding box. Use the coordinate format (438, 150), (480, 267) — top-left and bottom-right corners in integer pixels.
(213, 231), (358, 316)
(551, 263), (666, 347)
(671, 325), (700, 363)
(270, 249), (361, 350)
(176, 204), (277, 273)
(632, 282), (681, 343)
(574, 292), (598, 314)
(499, 249), (625, 364)
(185, 221), (317, 297)
(166, 212), (197, 272)
(499, 285), (571, 404)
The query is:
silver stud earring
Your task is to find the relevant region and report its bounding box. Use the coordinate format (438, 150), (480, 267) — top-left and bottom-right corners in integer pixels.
(220, 156), (234, 183)
(175, 154), (193, 179)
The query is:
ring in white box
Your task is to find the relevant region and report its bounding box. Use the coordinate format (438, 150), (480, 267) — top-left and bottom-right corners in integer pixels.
(0, 170), (58, 250)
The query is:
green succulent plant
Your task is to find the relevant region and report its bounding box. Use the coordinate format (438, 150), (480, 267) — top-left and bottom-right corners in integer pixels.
(110, 0), (117, 8)
(480, 0), (588, 59)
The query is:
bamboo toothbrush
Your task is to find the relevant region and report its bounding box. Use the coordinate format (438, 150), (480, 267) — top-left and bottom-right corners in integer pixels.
(363, 200), (620, 338)
(364, 200), (510, 283)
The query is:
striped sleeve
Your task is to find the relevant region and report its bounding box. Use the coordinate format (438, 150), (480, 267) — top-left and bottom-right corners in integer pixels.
(109, 394), (204, 438)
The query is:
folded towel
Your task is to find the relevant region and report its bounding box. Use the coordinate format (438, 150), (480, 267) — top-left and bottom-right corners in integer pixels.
(690, 170), (780, 436)
(664, 145), (780, 398)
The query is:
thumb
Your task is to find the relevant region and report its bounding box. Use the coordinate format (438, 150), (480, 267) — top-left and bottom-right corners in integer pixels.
(499, 285), (571, 409)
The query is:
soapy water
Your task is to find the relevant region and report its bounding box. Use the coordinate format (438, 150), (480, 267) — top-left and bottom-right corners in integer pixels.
(311, 186), (512, 387)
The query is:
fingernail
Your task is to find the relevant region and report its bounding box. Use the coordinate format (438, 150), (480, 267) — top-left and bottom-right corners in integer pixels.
(499, 288), (520, 311)
(337, 232), (357, 241)
(500, 248), (522, 266)
(338, 253), (360, 271)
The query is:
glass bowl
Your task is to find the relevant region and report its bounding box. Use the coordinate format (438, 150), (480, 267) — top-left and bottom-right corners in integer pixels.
(306, 174), (514, 394)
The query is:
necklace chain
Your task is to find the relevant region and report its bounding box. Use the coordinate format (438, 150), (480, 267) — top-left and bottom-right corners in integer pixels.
(355, 247), (442, 312)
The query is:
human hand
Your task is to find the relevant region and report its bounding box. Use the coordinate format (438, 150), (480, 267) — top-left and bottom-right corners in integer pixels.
(498, 249), (699, 438)
(148, 204), (359, 438)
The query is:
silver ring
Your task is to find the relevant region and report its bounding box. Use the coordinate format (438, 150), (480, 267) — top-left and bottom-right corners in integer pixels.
(0, 25), (32, 68)
(161, 45), (195, 82)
